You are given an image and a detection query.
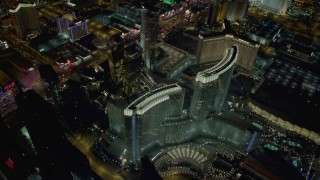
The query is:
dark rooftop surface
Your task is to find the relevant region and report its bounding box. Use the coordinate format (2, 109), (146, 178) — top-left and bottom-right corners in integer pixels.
(293, 34), (313, 47)
(165, 30), (198, 55)
(255, 20), (282, 39)
(127, 84), (179, 110)
(77, 34), (98, 51)
(289, 43), (314, 55)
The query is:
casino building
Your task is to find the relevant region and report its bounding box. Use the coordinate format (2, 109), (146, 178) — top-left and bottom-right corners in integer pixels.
(101, 46), (254, 167)
(10, 4), (40, 38)
(196, 34), (259, 71)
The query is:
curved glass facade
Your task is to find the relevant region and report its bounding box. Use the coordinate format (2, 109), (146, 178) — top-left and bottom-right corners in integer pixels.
(105, 47), (252, 166)
(190, 46), (238, 119)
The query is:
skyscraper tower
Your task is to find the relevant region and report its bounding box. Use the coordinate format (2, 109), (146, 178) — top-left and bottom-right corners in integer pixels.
(123, 84), (185, 165)
(226, 0), (248, 21)
(217, 0), (230, 22)
(190, 46), (238, 120)
(9, 4), (40, 38)
(56, 12), (88, 41)
(207, 0), (248, 25)
(140, 8), (159, 70)
(250, 0), (291, 15)
(107, 34), (125, 85)
(207, 1), (221, 26)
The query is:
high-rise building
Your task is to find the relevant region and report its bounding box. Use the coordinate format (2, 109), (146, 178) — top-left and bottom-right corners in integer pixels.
(207, 0), (248, 25)
(250, 0), (291, 15)
(123, 84), (185, 164)
(68, 20), (88, 41)
(107, 34), (142, 96)
(56, 12), (88, 41)
(3, 0), (42, 8)
(207, 0), (232, 23)
(107, 99), (128, 139)
(117, 3), (142, 24)
(102, 47), (253, 168)
(140, 8), (159, 70)
(206, 1), (221, 26)
(108, 35), (125, 85)
(217, 0), (230, 22)
(226, 0), (248, 21)
(190, 46), (238, 119)
(56, 12), (74, 37)
(196, 34), (259, 70)
(104, 85), (251, 168)
(9, 4), (40, 38)
(122, 43), (143, 96)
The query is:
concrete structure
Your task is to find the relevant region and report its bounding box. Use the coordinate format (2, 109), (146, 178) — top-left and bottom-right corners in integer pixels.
(226, 0), (249, 21)
(117, 3), (142, 24)
(56, 12), (88, 41)
(196, 34), (259, 71)
(207, 0), (248, 25)
(10, 4), (40, 38)
(250, 0), (291, 15)
(153, 42), (193, 79)
(102, 46), (253, 167)
(140, 8), (159, 70)
(248, 20), (283, 46)
(165, 31), (259, 71)
(190, 46), (238, 119)
(124, 84), (185, 164)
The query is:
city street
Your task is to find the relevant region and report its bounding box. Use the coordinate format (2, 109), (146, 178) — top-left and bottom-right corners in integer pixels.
(65, 132), (122, 180)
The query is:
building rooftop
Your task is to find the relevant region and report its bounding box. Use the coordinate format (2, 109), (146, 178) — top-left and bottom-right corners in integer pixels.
(9, 3), (36, 13)
(125, 43), (141, 57)
(288, 43), (314, 56)
(254, 20), (283, 39)
(124, 84), (181, 115)
(87, 19), (121, 40)
(293, 34), (313, 47)
(196, 46), (238, 83)
(165, 30), (198, 55)
(76, 34), (98, 51)
(153, 43), (189, 77)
